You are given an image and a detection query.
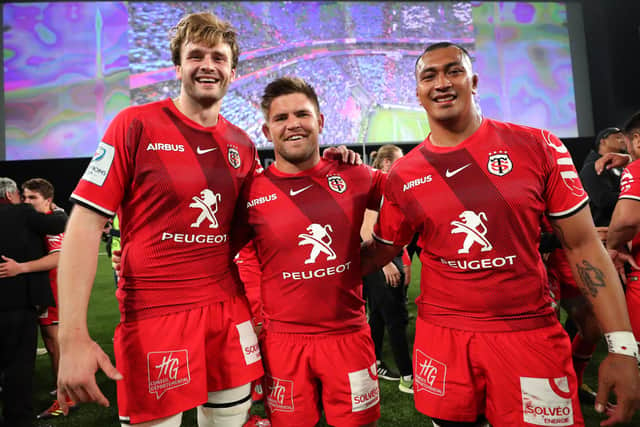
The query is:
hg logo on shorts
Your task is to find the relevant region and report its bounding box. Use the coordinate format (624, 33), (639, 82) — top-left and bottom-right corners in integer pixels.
(415, 350), (446, 396)
(266, 376), (294, 412)
(147, 350), (191, 399)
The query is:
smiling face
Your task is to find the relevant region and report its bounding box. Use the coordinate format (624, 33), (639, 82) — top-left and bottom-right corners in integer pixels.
(176, 40), (236, 108)
(262, 92), (324, 173)
(415, 45), (478, 127)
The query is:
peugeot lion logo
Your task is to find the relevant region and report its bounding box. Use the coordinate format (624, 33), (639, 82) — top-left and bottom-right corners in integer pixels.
(297, 224), (337, 264)
(450, 210), (493, 254)
(189, 189), (221, 228)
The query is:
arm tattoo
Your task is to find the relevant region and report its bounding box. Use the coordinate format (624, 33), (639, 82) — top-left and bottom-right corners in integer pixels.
(576, 260), (606, 297)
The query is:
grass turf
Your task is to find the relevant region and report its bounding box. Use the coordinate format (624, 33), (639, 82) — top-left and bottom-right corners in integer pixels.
(30, 252), (639, 426)
(365, 108), (429, 145)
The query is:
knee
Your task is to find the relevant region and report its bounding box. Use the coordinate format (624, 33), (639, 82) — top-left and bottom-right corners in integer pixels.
(197, 383), (252, 427)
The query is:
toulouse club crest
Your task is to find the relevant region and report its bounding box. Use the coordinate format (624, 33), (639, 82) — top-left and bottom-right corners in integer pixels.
(327, 175), (347, 193)
(227, 146), (241, 169)
(487, 151), (513, 176)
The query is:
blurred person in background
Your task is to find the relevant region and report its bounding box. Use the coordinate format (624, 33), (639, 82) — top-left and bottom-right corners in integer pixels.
(20, 178), (77, 419)
(579, 127), (627, 228)
(607, 111), (640, 355)
(0, 177), (66, 427)
(361, 145), (414, 394)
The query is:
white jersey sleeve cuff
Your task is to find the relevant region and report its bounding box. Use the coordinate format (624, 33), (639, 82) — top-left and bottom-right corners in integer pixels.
(547, 197), (589, 219)
(70, 194), (116, 218)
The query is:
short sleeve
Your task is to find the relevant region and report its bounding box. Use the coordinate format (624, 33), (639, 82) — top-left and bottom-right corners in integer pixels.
(71, 108), (138, 217)
(540, 129), (589, 218)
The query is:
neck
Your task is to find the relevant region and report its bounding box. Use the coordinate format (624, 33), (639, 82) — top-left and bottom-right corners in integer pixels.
(273, 154), (321, 174)
(428, 110), (482, 147)
(173, 95), (221, 127)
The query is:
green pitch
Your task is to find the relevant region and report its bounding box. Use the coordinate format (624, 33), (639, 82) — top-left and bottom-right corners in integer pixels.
(29, 250), (640, 426)
(365, 108), (430, 145)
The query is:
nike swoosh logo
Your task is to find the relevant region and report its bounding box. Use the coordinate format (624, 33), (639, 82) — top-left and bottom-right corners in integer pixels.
(289, 184), (313, 196)
(196, 146), (217, 155)
(445, 163), (471, 178)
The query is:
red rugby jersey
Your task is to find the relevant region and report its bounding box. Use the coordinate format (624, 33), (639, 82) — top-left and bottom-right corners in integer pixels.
(374, 118), (588, 331)
(619, 160), (640, 267)
(238, 159), (384, 334)
(72, 99), (260, 320)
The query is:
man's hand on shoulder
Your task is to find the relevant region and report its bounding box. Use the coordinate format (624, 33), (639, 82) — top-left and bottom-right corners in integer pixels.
(322, 145), (362, 165)
(595, 153), (632, 175)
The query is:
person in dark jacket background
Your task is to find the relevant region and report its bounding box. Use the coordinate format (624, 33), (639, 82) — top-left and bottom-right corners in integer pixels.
(0, 177), (66, 427)
(579, 127), (627, 227)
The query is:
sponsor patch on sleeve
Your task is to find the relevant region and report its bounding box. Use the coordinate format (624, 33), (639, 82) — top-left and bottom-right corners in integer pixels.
(81, 141), (115, 186)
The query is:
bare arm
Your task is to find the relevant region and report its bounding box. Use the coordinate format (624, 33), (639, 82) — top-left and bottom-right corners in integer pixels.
(0, 252), (59, 278)
(57, 205), (121, 412)
(595, 153), (632, 175)
(607, 199), (640, 252)
(360, 209), (377, 241)
(58, 205), (106, 340)
(606, 199), (640, 281)
(551, 208), (629, 331)
(551, 207), (640, 424)
(22, 252), (59, 272)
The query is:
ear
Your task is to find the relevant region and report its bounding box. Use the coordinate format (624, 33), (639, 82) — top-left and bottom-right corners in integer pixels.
(318, 113), (325, 134)
(471, 73), (479, 95)
(262, 123), (272, 142)
(230, 67), (236, 83)
(175, 65), (182, 81)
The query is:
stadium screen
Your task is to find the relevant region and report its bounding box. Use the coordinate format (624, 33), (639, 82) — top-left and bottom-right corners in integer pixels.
(4, 1), (580, 160)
